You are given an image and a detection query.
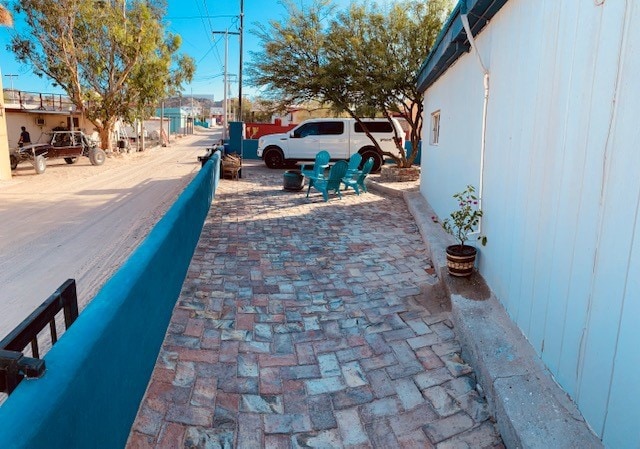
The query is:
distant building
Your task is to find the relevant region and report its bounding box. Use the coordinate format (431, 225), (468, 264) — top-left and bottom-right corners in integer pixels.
(2, 89), (93, 148)
(155, 107), (189, 134)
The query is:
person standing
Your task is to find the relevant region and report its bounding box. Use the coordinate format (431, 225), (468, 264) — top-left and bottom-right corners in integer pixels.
(18, 126), (31, 147)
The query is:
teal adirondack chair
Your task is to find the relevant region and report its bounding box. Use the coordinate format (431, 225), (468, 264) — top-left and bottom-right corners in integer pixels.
(300, 150), (330, 181)
(345, 153), (362, 178)
(342, 157), (374, 195)
(307, 160), (348, 201)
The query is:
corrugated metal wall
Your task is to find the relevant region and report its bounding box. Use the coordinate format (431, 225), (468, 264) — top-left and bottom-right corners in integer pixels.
(420, 1), (639, 447)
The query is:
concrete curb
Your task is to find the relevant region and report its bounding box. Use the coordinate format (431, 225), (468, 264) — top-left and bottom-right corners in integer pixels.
(364, 178), (409, 199)
(370, 184), (603, 449)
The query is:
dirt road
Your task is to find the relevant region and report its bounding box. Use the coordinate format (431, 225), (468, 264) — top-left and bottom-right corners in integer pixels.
(0, 128), (221, 338)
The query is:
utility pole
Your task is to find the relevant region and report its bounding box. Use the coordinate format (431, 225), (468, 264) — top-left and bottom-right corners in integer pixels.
(212, 28), (239, 140)
(4, 74), (18, 103)
(238, 0), (245, 161)
(238, 0), (244, 122)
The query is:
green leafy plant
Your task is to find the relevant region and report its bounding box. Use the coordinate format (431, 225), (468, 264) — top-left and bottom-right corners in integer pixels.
(442, 185), (487, 248)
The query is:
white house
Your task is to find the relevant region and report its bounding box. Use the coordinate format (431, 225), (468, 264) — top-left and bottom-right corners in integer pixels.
(418, 1), (639, 448)
(3, 92), (92, 147)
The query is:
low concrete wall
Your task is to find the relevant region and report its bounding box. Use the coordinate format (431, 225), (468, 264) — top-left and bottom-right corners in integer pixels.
(401, 191), (602, 449)
(0, 154), (221, 449)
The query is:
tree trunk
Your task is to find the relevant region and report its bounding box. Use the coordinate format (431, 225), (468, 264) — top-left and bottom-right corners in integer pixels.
(98, 126), (113, 152)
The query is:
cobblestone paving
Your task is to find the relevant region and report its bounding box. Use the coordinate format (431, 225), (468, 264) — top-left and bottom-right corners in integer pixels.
(127, 162), (504, 449)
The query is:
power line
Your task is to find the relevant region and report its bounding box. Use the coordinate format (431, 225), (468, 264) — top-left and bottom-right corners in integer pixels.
(192, 72), (226, 81)
(196, 45), (215, 64)
(211, 33), (224, 69)
(193, 0), (213, 47)
(165, 15), (237, 20)
(202, 0), (216, 45)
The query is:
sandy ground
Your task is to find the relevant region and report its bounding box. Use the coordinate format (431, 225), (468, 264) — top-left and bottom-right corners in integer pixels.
(0, 127), (221, 339)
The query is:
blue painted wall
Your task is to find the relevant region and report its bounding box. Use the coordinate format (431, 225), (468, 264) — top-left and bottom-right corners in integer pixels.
(155, 107), (187, 134)
(0, 154), (221, 448)
(232, 139), (419, 163)
(405, 141), (421, 165)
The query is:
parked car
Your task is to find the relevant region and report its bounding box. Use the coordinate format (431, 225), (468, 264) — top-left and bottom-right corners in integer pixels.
(256, 118), (405, 172)
(10, 130), (106, 174)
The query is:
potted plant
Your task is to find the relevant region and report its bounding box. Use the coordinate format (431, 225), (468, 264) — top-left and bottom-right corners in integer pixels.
(441, 185), (487, 277)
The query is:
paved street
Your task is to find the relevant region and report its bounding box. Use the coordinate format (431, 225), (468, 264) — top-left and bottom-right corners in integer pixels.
(127, 161), (504, 448)
(0, 131), (217, 337)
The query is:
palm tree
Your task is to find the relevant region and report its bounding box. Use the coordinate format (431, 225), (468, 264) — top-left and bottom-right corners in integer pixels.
(0, 5), (12, 27)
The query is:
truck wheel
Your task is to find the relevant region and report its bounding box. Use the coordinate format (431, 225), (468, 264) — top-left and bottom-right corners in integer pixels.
(264, 147), (284, 169)
(89, 148), (106, 166)
(360, 149), (383, 173)
(64, 157), (78, 164)
(34, 155), (46, 174)
(10, 155), (18, 170)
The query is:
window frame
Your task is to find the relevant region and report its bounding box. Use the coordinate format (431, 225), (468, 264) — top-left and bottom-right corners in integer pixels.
(318, 121), (344, 136)
(430, 110), (440, 145)
(354, 121), (393, 134)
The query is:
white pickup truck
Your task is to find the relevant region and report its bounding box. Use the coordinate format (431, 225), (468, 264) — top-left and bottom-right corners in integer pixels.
(256, 117), (405, 172)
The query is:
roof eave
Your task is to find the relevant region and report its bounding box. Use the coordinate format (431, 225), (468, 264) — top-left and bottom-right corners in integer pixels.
(417, 0), (509, 94)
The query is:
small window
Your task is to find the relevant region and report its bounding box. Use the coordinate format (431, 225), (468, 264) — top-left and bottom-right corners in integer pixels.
(355, 121), (393, 133)
(430, 110), (440, 145)
(318, 122), (344, 135)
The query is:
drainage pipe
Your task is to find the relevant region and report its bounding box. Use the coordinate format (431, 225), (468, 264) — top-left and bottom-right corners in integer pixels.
(461, 13), (489, 239)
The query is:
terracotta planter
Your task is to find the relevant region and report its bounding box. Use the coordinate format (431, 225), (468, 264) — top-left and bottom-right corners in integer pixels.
(445, 244), (477, 277)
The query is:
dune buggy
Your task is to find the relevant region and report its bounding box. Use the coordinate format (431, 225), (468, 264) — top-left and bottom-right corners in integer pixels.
(10, 130), (106, 174)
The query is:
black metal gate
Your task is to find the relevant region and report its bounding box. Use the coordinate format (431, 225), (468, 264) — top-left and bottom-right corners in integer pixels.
(0, 279), (79, 394)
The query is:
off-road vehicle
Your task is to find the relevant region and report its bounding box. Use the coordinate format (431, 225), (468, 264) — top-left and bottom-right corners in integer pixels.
(10, 130), (106, 174)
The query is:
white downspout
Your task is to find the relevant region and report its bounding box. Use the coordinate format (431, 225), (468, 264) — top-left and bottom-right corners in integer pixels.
(461, 13), (489, 237)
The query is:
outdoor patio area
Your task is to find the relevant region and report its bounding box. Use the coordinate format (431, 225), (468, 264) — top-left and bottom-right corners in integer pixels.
(126, 160), (503, 448)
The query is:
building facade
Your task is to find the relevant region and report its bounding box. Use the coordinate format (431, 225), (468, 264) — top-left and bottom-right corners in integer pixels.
(417, 1), (639, 447)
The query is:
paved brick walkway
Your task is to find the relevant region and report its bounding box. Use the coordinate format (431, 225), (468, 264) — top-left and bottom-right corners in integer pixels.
(127, 162), (504, 449)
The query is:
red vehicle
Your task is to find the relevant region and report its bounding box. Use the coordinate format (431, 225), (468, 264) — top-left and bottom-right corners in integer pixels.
(10, 130), (106, 174)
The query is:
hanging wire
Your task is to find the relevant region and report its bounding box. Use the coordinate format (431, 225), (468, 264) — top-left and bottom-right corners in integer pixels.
(193, 0), (213, 47)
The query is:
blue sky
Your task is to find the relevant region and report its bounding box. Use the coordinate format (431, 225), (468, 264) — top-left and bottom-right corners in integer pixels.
(0, 0), (374, 102)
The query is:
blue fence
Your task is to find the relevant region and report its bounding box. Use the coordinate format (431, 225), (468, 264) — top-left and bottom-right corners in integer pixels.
(0, 154), (221, 448)
(229, 139), (420, 164)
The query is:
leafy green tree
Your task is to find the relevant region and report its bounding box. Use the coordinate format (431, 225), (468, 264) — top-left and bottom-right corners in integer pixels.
(248, 0), (451, 168)
(9, 0), (194, 150)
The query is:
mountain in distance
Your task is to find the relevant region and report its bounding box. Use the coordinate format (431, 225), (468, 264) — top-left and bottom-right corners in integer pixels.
(163, 96), (223, 110)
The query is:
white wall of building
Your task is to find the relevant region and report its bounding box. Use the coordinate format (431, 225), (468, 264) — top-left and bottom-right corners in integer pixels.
(5, 112), (94, 148)
(420, 49), (485, 224)
(421, 1), (639, 447)
(0, 72), (11, 180)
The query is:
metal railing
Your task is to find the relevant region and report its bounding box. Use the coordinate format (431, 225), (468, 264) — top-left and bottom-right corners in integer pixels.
(0, 279), (79, 394)
(2, 89), (75, 112)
